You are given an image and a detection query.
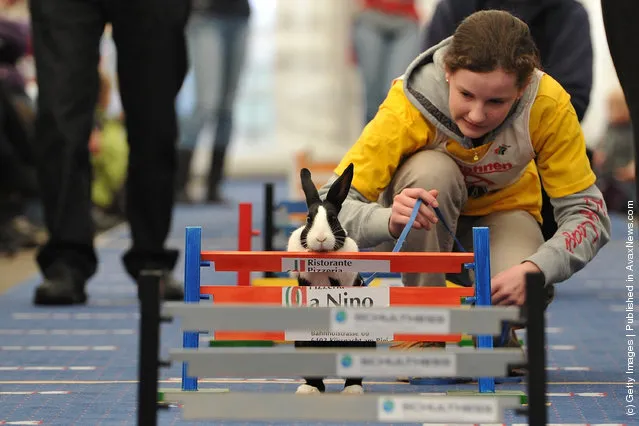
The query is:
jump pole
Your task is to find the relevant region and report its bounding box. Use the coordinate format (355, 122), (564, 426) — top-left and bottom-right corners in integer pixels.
(237, 203), (260, 286)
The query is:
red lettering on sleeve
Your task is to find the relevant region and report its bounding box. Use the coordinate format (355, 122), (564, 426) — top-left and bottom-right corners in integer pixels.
(562, 197), (604, 253)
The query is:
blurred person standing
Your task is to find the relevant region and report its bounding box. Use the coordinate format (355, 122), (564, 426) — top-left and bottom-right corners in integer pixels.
(175, 0), (251, 204)
(0, 9), (46, 254)
(0, 6), (33, 167)
(351, 0), (422, 126)
(601, 0), (639, 202)
(28, 0), (190, 305)
(422, 0), (593, 241)
(592, 88), (635, 212)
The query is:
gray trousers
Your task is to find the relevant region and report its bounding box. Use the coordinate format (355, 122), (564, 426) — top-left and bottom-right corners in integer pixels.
(377, 150), (555, 305)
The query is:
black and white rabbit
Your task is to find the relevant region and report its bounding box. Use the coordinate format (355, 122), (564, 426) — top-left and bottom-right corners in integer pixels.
(287, 163), (376, 395)
(287, 163), (362, 287)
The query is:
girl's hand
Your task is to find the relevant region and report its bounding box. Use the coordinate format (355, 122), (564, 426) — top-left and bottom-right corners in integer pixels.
(388, 188), (439, 238)
(491, 261), (542, 306)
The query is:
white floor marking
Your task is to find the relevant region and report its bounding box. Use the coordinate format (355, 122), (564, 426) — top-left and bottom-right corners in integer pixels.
(0, 329), (134, 335)
(12, 313), (139, 320)
(0, 391), (70, 395)
(522, 344), (576, 350)
(546, 366), (590, 371)
(517, 327), (562, 333)
(0, 367), (96, 371)
(0, 421), (44, 425)
(0, 346), (116, 351)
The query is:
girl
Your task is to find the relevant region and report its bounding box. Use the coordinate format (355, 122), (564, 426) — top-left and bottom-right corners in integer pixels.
(318, 10), (610, 354)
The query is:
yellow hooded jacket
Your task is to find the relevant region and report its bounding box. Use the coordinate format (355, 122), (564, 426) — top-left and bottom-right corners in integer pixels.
(323, 37), (610, 286)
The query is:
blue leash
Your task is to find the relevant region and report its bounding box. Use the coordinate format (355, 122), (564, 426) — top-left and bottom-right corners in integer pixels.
(360, 197), (509, 347)
(362, 199), (466, 286)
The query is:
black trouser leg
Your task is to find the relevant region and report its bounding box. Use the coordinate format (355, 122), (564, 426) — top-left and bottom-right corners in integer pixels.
(601, 0), (639, 202)
(28, 0), (105, 281)
(294, 339), (377, 389)
(109, 0), (190, 279)
(207, 145), (228, 200)
(175, 148), (193, 199)
(207, 108), (232, 201)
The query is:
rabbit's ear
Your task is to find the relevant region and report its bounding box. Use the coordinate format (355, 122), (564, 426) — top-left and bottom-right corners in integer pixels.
(300, 168), (321, 207)
(326, 163), (354, 209)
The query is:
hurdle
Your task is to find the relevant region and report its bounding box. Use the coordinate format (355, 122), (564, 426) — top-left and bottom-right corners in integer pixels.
(262, 182), (403, 283)
(182, 225), (531, 392)
(136, 255), (548, 424)
(262, 181), (306, 256)
(237, 202), (261, 286)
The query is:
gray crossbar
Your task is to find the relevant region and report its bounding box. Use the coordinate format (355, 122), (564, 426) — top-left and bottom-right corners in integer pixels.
(162, 303), (521, 335)
(170, 347), (525, 378)
(162, 391), (521, 423)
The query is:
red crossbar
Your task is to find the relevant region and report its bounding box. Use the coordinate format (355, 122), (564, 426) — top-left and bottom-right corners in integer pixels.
(200, 286), (474, 305)
(201, 251), (474, 273)
(237, 203), (254, 286)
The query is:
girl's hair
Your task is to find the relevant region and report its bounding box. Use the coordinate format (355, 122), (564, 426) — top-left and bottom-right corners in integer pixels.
(444, 10), (541, 88)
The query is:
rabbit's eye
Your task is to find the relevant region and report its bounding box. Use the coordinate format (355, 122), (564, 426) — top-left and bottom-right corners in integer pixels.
(306, 217), (311, 224)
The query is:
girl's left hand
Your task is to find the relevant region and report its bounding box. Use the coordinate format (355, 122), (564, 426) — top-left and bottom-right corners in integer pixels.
(491, 261), (542, 306)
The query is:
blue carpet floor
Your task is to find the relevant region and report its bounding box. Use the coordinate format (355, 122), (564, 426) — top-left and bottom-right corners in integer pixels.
(0, 179), (636, 425)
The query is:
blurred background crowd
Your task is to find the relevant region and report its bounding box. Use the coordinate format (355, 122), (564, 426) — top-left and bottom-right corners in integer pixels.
(0, 0), (634, 257)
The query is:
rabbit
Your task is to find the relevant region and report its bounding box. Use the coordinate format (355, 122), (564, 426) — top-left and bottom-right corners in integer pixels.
(286, 162), (362, 287)
(286, 163), (375, 395)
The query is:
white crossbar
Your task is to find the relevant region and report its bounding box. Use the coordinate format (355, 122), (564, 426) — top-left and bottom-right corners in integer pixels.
(162, 391), (521, 423)
(171, 347), (525, 379)
(162, 303), (521, 335)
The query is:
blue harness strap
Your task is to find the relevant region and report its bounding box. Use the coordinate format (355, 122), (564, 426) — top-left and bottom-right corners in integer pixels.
(359, 197), (509, 347)
(361, 199), (422, 287)
(362, 199), (466, 286)
(433, 206), (466, 254)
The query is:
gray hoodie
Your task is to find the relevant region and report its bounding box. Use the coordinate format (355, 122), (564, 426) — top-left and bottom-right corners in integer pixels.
(318, 38), (611, 287)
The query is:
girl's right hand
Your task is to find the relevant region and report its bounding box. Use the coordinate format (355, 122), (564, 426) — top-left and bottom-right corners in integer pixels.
(388, 188), (439, 238)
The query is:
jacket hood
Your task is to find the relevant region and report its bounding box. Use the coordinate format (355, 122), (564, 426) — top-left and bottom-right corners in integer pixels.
(402, 36), (540, 147)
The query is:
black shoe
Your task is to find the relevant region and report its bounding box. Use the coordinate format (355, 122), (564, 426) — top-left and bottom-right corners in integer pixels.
(161, 271), (184, 301)
(137, 270), (184, 301)
(205, 196), (228, 205)
(175, 190), (193, 204)
(33, 264), (87, 306)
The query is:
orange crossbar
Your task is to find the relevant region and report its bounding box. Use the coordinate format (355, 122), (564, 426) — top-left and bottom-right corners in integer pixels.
(201, 286), (474, 304)
(201, 286), (475, 343)
(201, 251), (474, 273)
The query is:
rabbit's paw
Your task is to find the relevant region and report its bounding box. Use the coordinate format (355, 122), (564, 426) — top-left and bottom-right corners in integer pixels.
(295, 384), (321, 394)
(341, 384), (364, 395)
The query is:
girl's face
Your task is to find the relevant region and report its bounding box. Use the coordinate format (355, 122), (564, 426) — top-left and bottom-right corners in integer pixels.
(446, 67), (525, 139)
